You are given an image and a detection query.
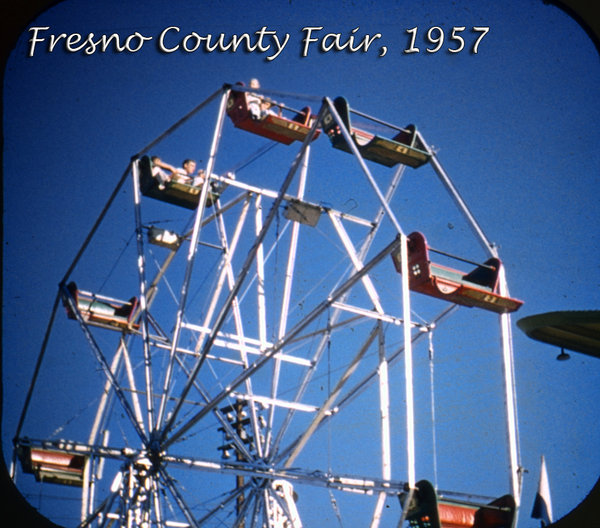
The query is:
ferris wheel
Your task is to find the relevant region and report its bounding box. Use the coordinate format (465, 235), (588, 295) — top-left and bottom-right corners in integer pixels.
(12, 83), (523, 528)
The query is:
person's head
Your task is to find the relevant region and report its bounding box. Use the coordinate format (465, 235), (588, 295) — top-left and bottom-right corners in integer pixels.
(182, 159), (196, 174)
(249, 78), (260, 89)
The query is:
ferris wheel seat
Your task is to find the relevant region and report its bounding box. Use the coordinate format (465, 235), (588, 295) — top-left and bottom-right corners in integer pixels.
(323, 96), (431, 168)
(283, 199), (322, 227)
(17, 445), (87, 488)
(391, 232), (523, 314)
(226, 88), (320, 145)
(63, 281), (140, 330)
(402, 480), (516, 528)
(138, 156), (220, 210)
(147, 226), (182, 249)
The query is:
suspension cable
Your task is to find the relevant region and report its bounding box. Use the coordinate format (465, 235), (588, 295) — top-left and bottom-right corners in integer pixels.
(97, 230), (136, 294)
(11, 291), (61, 477)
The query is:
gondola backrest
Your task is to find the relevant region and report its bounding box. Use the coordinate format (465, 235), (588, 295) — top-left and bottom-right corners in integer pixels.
(403, 480), (516, 528)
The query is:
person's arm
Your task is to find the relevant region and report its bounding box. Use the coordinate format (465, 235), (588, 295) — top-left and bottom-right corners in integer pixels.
(152, 157), (177, 175)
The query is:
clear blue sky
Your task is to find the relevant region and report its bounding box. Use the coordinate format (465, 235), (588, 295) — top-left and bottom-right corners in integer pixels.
(3, 1), (599, 527)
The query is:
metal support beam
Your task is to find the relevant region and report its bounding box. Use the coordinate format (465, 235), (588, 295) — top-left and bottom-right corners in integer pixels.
(498, 267), (522, 507)
(159, 103), (325, 446)
(163, 237), (401, 449)
(370, 323), (392, 528)
(156, 87), (231, 432)
(282, 323), (380, 468)
(399, 233), (416, 490)
(132, 158), (156, 434)
(418, 131), (497, 258)
(59, 284), (148, 446)
(270, 161), (406, 459)
(266, 145), (310, 458)
(323, 97), (404, 236)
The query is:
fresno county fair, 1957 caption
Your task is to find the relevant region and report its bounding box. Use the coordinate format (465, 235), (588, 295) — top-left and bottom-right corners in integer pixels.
(27, 25), (490, 60)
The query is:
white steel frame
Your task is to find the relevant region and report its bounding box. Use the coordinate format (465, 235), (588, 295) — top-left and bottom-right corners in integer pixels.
(12, 86), (522, 528)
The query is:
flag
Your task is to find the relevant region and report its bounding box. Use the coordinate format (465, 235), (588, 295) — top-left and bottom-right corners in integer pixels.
(531, 455), (553, 526)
